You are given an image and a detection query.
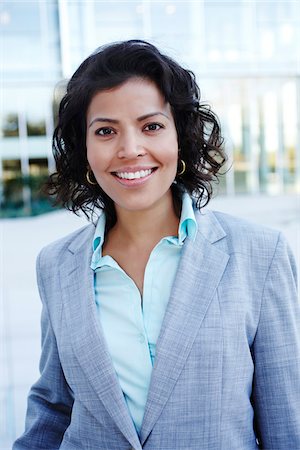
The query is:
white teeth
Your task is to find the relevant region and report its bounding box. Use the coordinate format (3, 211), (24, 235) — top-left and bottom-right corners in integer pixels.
(115, 169), (153, 180)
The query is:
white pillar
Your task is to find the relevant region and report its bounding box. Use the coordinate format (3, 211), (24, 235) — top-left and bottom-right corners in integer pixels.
(58, 0), (72, 78)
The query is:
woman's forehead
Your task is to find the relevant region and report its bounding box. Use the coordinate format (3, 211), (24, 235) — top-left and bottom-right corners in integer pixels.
(87, 78), (171, 119)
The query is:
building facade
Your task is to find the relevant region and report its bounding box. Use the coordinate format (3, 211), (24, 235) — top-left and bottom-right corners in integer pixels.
(1, 0), (300, 215)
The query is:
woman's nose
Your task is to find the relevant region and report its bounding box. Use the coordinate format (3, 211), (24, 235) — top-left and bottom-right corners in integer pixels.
(117, 131), (146, 158)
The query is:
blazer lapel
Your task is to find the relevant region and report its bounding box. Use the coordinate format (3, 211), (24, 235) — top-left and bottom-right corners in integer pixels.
(60, 227), (142, 450)
(140, 210), (229, 444)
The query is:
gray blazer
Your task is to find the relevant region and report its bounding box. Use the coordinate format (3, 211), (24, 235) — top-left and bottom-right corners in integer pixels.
(13, 209), (300, 450)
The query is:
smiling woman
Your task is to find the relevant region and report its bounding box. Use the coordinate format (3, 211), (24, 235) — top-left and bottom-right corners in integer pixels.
(46, 40), (225, 229)
(85, 78), (179, 214)
(13, 40), (300, 450)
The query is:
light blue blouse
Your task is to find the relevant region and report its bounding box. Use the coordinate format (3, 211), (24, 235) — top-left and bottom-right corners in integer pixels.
(90, 193), (197, 434)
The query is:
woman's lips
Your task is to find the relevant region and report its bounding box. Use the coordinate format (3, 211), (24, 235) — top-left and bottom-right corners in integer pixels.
(112, 168), (157, 186)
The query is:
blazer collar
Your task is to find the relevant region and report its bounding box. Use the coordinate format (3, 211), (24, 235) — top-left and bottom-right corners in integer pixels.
(194, 207), (227, 244)
(139, 208), (229, 443)
(62, 208), (229, 448)
(60, 226), (142, 450)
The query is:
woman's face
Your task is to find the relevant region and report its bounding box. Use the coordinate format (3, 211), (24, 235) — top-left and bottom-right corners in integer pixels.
(86, 77), (179, 214)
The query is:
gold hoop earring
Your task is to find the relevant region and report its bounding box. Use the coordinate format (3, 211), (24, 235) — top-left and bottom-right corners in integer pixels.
(86, 169), (97, 185)
(177, 159), (186, 176)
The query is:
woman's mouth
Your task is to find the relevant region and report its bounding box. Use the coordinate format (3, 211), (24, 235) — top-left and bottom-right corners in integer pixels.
(112, 168), (157, 185)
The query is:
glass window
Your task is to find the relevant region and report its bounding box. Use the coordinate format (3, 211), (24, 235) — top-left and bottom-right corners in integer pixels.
(1, 113), (19, 137)
(1, 159), (23, 209)
(94, 1), (144, 38)
(29, 158), (49, 176)
(204, 2), (246, 56)
(2, 86), (54, 137)
(150, 2), (191, 51)
(26, 118), (46, 137)
(256, 1), (299, 65)
(1, 0), (61, 80)
(2, 158), (22, 180)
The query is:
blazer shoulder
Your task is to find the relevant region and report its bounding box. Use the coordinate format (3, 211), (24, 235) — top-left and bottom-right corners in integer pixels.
(199, 209), (284, 259)
(37, 223), (95, 269)
(213, 209), (279, 238)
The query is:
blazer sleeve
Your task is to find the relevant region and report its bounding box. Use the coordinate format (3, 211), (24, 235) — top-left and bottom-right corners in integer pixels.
(251, 232), (300, 449)
(13, 250), (74, 450)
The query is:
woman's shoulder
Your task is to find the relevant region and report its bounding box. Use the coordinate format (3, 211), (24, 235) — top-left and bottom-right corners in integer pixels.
(37, 223), (95, 266)
(213, 209), (278, 236)
(194, 208), (297, 281)
(196, 208), (285, 257)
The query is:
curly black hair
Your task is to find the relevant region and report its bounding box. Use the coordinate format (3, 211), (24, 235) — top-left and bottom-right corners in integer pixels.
(47, 39), (226, 225)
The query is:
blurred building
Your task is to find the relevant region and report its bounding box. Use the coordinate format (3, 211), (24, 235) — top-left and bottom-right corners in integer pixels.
(1, 0), (300, 213)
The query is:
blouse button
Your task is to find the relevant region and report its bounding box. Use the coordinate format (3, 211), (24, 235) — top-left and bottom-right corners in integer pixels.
(138, 334), (145, 343)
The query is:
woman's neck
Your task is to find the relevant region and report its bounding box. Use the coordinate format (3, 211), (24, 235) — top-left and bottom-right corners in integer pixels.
(111, 192), (180, 249)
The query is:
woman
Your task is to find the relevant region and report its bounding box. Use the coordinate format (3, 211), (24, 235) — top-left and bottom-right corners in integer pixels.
(14, 40), (300, 450)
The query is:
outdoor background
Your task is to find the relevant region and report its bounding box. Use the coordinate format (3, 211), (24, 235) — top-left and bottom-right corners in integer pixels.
(1, 0), (299, 448)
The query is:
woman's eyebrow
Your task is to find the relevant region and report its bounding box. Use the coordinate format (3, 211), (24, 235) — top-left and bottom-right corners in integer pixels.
(137, 112), (169, 121)
(88, 117), (119, 128)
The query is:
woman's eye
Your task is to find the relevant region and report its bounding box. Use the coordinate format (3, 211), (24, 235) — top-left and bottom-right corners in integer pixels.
(95, 127), (115, 136)
(144, 123), (163, 132)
